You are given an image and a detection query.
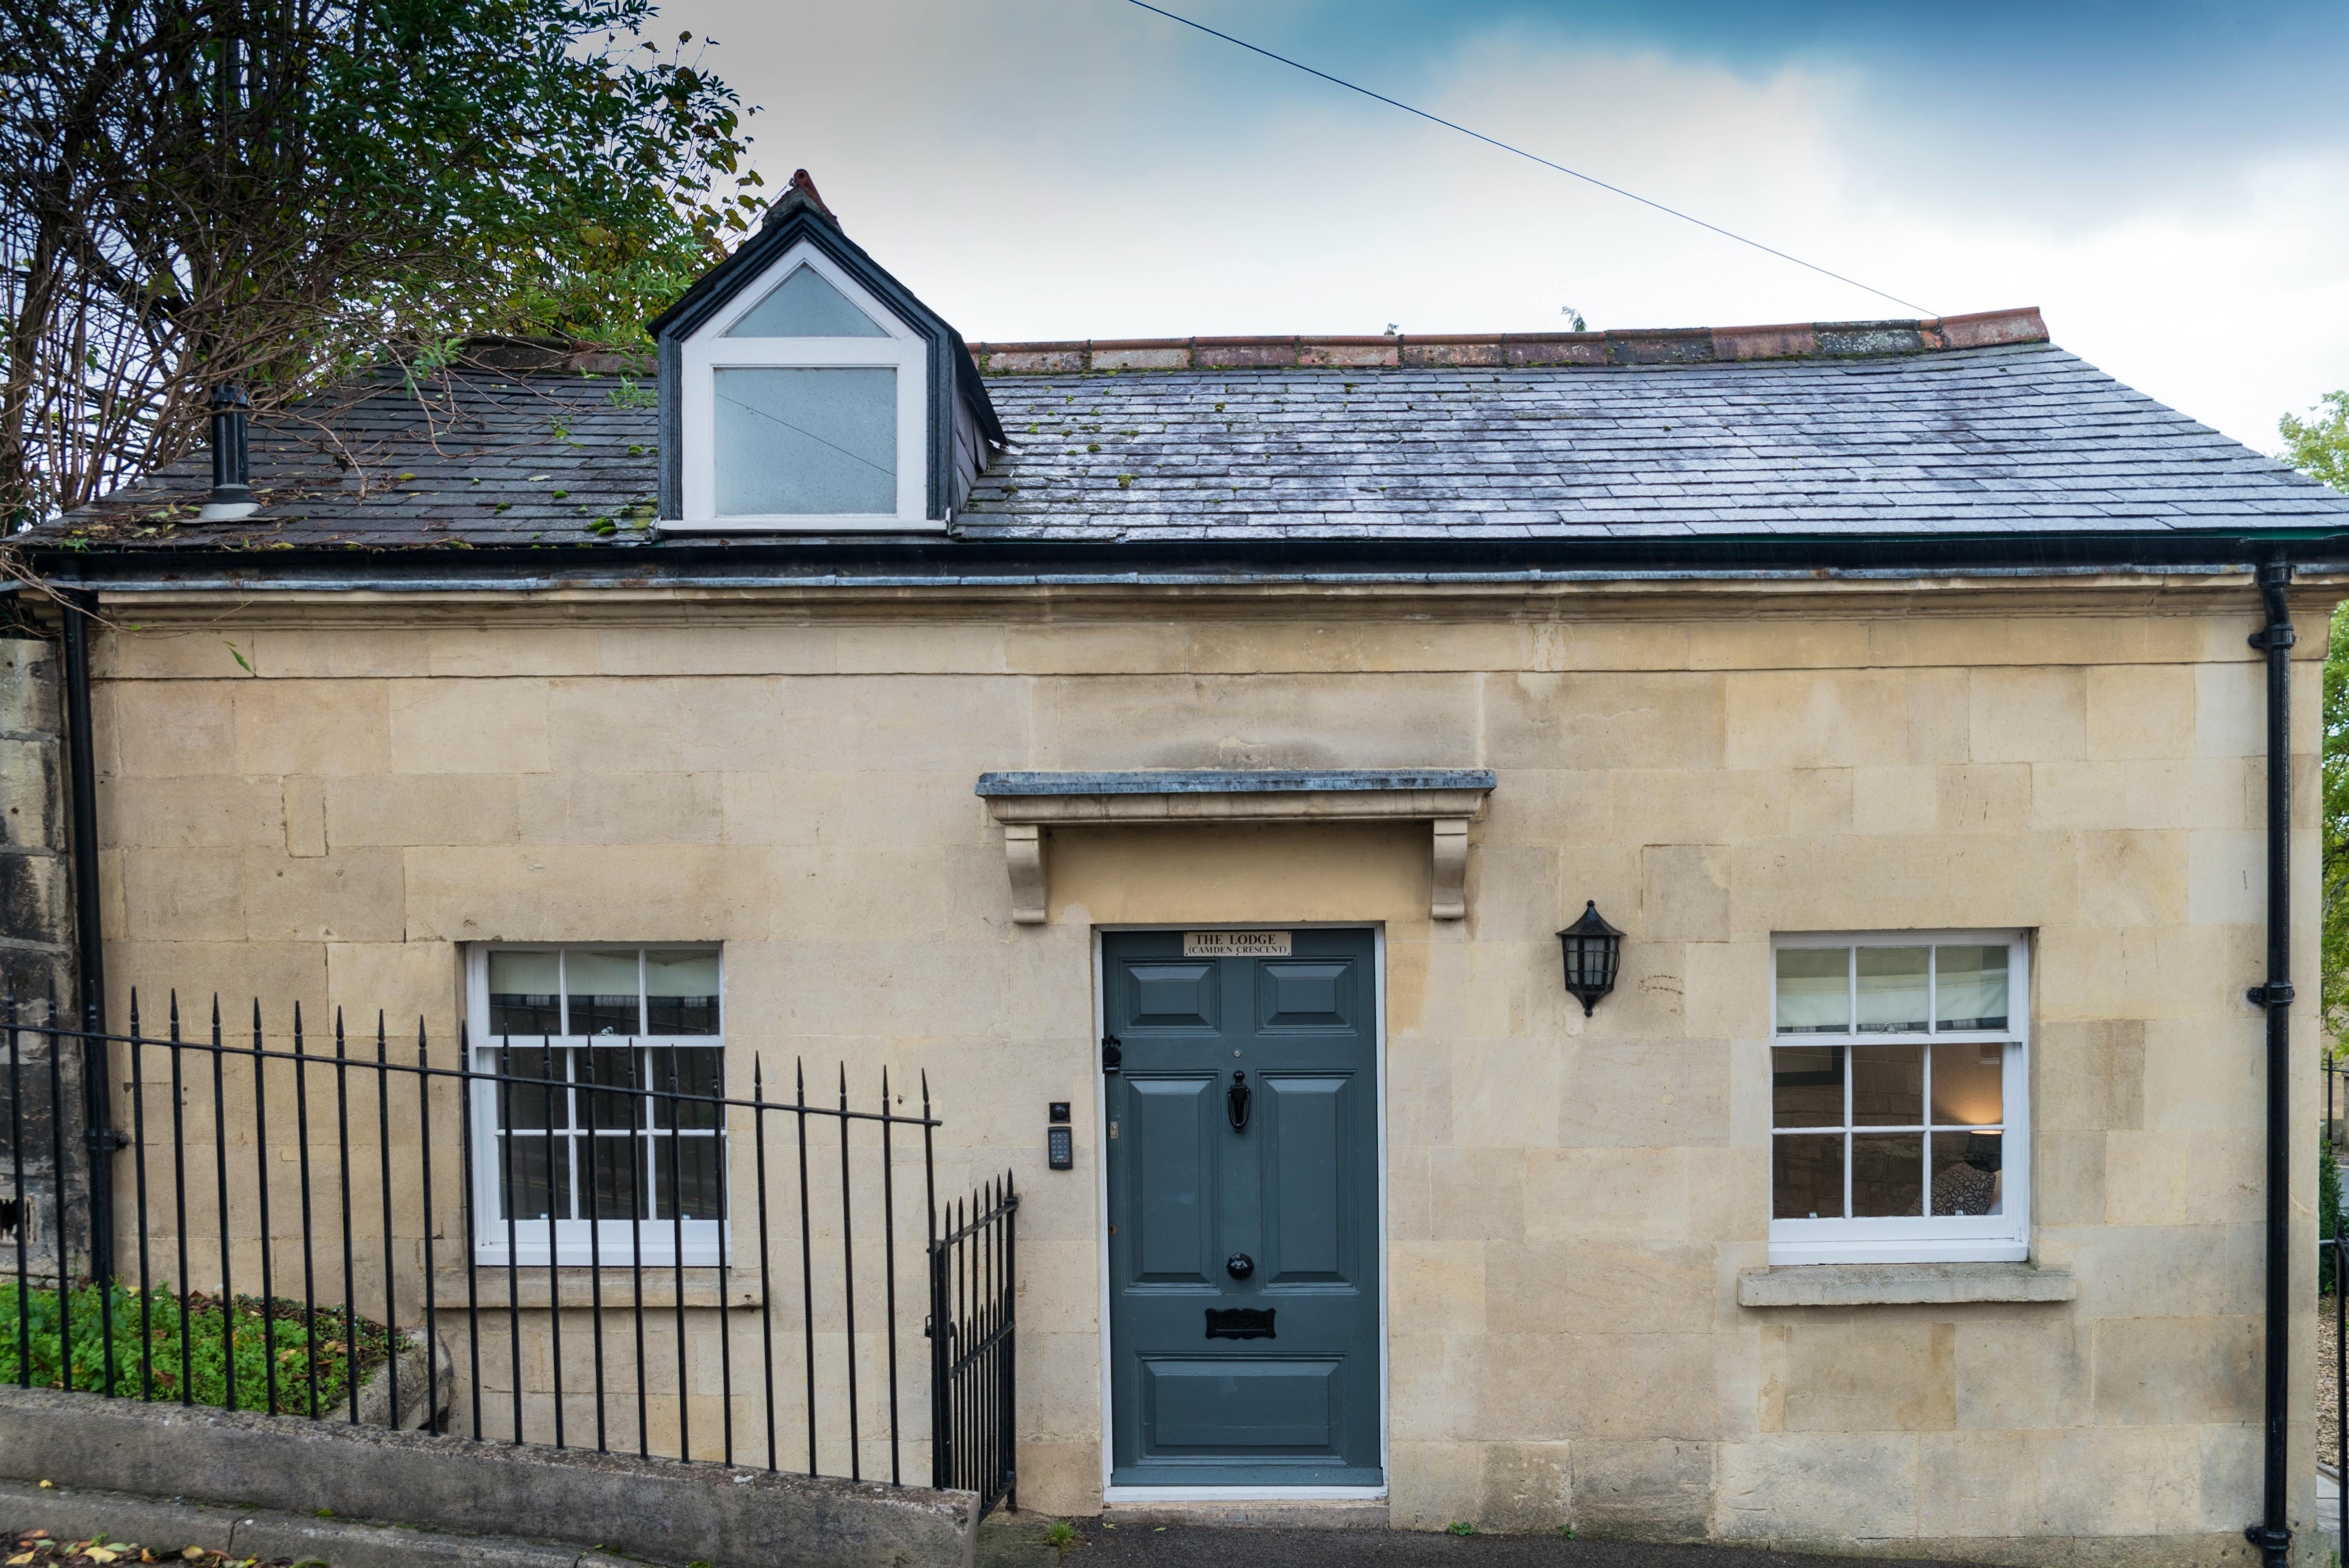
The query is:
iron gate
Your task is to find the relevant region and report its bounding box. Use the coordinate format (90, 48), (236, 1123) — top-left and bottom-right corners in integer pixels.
(930, 1175), (1017, 1514)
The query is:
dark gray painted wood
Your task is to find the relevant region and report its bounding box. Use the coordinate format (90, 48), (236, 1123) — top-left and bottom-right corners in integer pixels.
(1105, 928), (1382, 1487)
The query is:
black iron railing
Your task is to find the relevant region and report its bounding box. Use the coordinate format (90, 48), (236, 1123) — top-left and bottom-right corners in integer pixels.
(0, 992), (1017, 1514)
(2329, 1234), (2344, 1550)
(931, 1175), (1017, 1515)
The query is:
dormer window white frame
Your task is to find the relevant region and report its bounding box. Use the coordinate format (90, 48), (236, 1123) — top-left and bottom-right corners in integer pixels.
(672, 242), (930, 532)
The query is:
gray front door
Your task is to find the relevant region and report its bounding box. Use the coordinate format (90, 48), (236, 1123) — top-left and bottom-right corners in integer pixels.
(1104, 927), (1382, 1487)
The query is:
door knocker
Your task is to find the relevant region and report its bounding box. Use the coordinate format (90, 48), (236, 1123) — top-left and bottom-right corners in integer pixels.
(1227, 1070), (1252, 1131)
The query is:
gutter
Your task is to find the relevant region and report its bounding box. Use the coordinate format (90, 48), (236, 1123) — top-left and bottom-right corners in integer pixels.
(2246, 560), (2295, 1568)
(22, 529), (2349, 596)
(56, 589), (118, 1285)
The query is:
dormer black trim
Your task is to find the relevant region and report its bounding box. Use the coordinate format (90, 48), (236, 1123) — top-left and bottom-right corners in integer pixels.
(649, 189), (1003, 523)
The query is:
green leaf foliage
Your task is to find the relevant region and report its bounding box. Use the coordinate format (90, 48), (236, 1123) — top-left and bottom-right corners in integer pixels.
(2305, 396), (2349, 1055)
(2, 0), (765, 519)
(2283, 392), (2349, 495)
(0, 1280), (405, 1414)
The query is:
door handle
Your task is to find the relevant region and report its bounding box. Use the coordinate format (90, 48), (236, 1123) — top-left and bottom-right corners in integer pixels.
(1101, 1035), (1122, 1075)
(1226, 1253), (1254, 1279)
(1227, 1070), (1251, 1131)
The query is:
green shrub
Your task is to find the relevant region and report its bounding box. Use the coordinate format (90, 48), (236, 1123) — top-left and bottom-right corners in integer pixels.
(2325, 1141), (2342, 1296)
(0, 1280), (405, 1414)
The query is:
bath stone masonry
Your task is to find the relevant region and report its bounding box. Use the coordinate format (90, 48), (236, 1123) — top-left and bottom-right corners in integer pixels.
(0, 633), (84, 1278)
(18, 172), (2349, 1567)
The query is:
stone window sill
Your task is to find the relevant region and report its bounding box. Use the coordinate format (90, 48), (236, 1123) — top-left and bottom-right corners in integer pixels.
(1736, 1262), (2075, 1307)
(435, 1267), (760, 1310)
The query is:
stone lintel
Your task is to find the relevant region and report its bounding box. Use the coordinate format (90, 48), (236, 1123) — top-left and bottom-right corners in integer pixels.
(1735, 1262), (2077, 1308)
(976, 770), (1497, 925)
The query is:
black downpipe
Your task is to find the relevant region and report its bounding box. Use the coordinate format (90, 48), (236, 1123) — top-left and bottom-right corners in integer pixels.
(2246, 559), (2295, 1568)
(59, 590), (116, 1285)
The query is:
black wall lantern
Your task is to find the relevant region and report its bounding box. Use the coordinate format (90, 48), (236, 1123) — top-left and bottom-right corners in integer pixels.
(1556, 900), (1624, 1016)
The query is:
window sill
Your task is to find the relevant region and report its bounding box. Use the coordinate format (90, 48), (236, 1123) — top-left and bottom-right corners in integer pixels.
(1736, 1262), (2075, 1308)
(659, 517), (945, 535)
(436, 1267), (760, 1310)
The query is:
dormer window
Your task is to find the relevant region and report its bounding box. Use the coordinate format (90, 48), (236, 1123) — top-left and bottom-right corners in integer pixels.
(682, 246), (925, 524)
(652, 171), (1002, 534)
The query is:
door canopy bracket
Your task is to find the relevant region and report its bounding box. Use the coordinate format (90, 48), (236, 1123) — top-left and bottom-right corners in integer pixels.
(974, 769), (1499, 925)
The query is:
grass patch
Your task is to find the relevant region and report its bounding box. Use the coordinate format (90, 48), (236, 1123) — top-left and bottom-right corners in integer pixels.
(0, 1280), (407, 1414)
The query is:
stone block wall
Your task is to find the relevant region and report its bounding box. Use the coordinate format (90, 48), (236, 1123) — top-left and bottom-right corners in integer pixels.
(77, 578), (2334, 1563)
(0, 634), (83, 1277)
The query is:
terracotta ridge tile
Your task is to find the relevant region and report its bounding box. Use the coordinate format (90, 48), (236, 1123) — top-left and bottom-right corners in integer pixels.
(967, 309), (2049, 374)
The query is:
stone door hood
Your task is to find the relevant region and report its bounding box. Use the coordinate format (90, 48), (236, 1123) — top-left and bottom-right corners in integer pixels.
(974, 769), (1498, 925)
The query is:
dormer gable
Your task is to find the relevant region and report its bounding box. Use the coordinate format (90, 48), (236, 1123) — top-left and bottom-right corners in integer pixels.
(648, 171), (1003, 531)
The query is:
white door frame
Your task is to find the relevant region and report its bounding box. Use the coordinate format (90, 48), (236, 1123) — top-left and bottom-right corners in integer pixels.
(1090, 921), (1391, 1503)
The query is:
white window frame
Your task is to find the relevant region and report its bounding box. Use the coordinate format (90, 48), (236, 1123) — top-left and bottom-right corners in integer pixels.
(673, 240), (930, 533)
(463, 944), (730, 1267)
(1767, 930), (2030, 1266)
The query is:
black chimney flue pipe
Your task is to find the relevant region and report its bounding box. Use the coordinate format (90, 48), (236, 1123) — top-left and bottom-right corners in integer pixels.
(208, 384), (252, 506)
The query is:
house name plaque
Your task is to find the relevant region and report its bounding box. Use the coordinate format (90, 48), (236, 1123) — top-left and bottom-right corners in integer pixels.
(1184, 931), (1292, 958)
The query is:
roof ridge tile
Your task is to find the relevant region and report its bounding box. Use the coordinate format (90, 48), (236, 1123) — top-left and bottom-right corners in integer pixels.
(970, 309), (2049, 375)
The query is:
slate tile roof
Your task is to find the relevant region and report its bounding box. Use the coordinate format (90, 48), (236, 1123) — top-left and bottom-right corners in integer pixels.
(41, 312), (2349, 553)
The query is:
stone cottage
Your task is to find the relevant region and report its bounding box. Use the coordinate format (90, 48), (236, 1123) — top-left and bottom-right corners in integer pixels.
(11, 170), (2349, 1563)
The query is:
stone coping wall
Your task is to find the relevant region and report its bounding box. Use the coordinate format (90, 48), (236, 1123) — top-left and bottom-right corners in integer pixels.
(0, 1384), (977, 1568)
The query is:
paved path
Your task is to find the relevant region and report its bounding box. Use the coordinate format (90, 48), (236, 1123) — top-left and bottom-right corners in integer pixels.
(2319, 1468), (2341, 1562)
(979, 1519), (1992, 1568)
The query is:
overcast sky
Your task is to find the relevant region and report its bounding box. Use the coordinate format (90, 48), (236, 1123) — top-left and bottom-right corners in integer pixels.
(663, 0), (2348, 452)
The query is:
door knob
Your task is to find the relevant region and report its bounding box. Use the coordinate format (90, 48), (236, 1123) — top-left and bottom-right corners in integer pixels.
(1226, 1253), (1254, 1279)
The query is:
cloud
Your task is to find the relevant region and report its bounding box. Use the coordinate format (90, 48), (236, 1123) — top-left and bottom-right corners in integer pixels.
(670, 0), (2348, 450)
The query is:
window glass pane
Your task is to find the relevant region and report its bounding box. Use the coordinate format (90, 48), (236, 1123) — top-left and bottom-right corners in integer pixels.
(655, 1138), (726, 1222)
(487, 950), (560, 1036)
(1929, 1040), (2004, 1127)
(714, 367), (896, 516)
(1855, 946), (1928, 1033)
(587, 1136), (650, 1222)
(724, 264), (889, 337)
(496, 1042), (570, 1131)
(1930, 1130), (2004, 1215)
(566, 950), (641, 1037)
(647, 950), (721, 1034)
(1850, 1044), (1923, 1126)
(1851, 1133), (1924, 1216)
(648, 1046), (724, 1129)
(1772, 1046), (1843, 1128)
(1775, 948), (1849, 1034)
(1935, 944), (2010, 1030)
(579, 1044), (643, 1132)
(498, 1134), (571, 1223)
(1773, 1134), (1844, 1219)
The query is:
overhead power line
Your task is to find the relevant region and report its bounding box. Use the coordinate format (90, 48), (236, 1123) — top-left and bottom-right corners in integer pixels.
(1124, 0), (1939, 319)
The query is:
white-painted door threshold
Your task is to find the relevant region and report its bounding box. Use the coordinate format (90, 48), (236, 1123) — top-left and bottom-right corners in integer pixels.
(1101, 1485), (1389, 1503)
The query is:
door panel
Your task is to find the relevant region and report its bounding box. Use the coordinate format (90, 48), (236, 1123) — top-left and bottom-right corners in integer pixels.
(1129, 1076), (1217, 1284)
(1143, 1358), (1344, 1451)
(1266, 1075), (1347, 1283)
(1258, 960), (1354, 1029)
(1125, 962), (1219, 1029)
(1106, 928), (1381, 1487)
